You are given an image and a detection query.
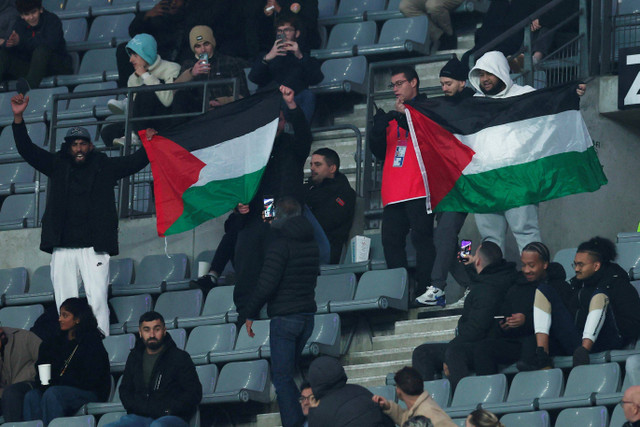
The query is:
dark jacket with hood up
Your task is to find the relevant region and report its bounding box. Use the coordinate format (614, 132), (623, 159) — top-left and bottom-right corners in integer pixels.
(308, 356), (394, 427)
(450, 259), (518, 345)
(13, 121), (149, 255)
(119, 333), (202, 422)
(238, 215), (319, 320)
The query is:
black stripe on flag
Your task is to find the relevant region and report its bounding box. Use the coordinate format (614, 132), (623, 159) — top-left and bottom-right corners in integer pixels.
(407, 82), (582, 136)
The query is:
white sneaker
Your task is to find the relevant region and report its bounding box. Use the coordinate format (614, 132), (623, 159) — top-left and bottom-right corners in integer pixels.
(415, 285), (446, 307)
(107, 97), (128, 115)
(447, 288), (470, 308)
(113, 131), (141, 147)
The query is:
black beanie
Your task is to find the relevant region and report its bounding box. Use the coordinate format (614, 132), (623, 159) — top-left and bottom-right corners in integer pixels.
(439, 57), (468, 82)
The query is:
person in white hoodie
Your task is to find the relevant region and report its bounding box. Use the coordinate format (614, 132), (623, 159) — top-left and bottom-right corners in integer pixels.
(467, 50), (585, 254)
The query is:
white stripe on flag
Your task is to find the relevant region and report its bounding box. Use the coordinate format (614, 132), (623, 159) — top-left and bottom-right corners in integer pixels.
(458, 110), (592, 175)
(190, 118), (280, 187)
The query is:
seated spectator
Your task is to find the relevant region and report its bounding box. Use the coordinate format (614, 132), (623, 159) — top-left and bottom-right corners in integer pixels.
(412, 242), (517, 389)
(248, 13), (323, 123)
(0, 326), (42, 422)
(622, 385), (640, 426)
(399, 0), (462, 50)
(0, 0), (18, 47)
(304, 148), (356, 264)
(102, 33), (181, 146)
(172, 25), (249, 118)
(525, 237), (640, 369)
(300, 382), (314, 427)
(23, 298), (110, 426)
(307, 356), (394, 427)
(465, 409), (504, 427)
(0, 0), (71, 88)
(471, 242), (565, 374)
(372, 366), (456, 427)
(105, 311), (201, 427)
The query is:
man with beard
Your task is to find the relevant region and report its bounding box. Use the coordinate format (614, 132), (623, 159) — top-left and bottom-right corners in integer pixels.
(108, 312), (201, 427)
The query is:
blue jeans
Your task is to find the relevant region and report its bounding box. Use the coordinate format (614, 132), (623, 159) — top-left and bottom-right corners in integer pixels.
(105, 413), (189, 427)
(24, 386), (97, 426)
(270, 314), (314, 427)
(303, 205), (331, 265)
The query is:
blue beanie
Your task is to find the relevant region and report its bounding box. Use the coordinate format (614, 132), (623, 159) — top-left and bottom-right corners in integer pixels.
(126, 33), (157, 66)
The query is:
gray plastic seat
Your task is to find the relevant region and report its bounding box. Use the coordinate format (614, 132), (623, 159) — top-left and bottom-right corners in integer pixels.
(86, 14), (133, 45)
(538, 362), (621, 410)
(314, 273), (356, 313)
(153, 289), (203, 329)
(0, 163), (37, 196)
(424, 379), (451, 408)
(617, 240), (640, 272)
(57, 48), (118, 86)
(596, 354), (640, 405)
(310, 56), (368, 94)
(610, 404), (626, 427)
(202, 359), (271, 404)
(368, 385), (396, 403)
(0, 192), (46, 230)
(112, 253), (189, 295)
(103, 333), (135, 372)
(0, 267), (28, 300)
(2, 421), (45, 427)
(0, 87), (68, 125)
(482, 368), (564, 414)
(500, 410), (550, 427)
(62, 18), (88, 43)
(302, 313), (341, 357)
(96, 412), (126, 427)
(0, 122), (47, 159)
(330, 268), (409, 313)
(109, 258), (134, 287)
(4, 265), (54, 305)
(554, 406), (609, 427)
(61, 82), (118, 120)
(0, 304), (44, 329)
(49, 416), (95, 427)
(367, 0), (404, 21)
(320, 0), (385, 25)
(445, 374), (508, 418)
(177, 285), (237, 328)
(318, 0), (337, 18)
(185, 324), (236, 365)
(197, 363), (218, 397)
(209, 319), (269, 364)
(311, 21), (377, 60)
(357, 16), (430, 57)
(552, 248), (577, 279)
(83, 376), (124, 415)
(44, 0), (64, 11)
(167, 328), (186, 350)
(109, 293), (152, 335)
(619, 0), (640, 14)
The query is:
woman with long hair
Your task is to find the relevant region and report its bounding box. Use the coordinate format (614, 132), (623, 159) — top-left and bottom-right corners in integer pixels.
(23, 298), (110, 425)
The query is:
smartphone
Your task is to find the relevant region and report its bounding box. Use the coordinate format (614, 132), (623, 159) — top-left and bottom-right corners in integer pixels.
(263, 197), (275, 218)
(277, 32), (287, 43)
(460, 239), (472, 257)
(198, 52), (209, 64)
(494, 316), (505, 319)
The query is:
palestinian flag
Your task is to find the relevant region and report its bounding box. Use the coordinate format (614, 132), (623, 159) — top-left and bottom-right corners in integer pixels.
(141, 91), (281, 237)
(404, 83), (608, 213)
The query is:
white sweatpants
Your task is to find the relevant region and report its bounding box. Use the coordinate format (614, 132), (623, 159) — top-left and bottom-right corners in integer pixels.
(50, 247), (110, 336)
(475, 204), (541, 254)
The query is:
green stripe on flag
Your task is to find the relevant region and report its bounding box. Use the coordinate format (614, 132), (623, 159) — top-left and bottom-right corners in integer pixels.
(164, 168), (265, 235)
(436, 147), (607, 213)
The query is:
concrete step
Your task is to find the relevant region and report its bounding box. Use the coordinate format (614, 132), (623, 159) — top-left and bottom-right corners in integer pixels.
(343, 346), (414, 365)
(394, 315), (460, 335)
(372, 329), (455, 350)
(346, 374), (390, 388)
(344, 358), (411, 379)
(256, 412), (282, 427)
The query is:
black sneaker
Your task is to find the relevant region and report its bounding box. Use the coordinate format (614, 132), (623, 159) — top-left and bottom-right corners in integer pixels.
(572, 346), (590, 367)
(517, 346), (553, 371)
(438, 32), (458, 50)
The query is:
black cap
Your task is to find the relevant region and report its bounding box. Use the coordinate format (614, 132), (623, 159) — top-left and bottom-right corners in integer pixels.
(439, 57), (468, 82)
(64, 126), (92, 143)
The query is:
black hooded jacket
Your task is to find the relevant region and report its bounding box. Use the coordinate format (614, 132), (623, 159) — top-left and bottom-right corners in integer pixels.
(119, 333), (202, 421)
(308, 356), (394, 427)
(13, 121), (148, 255)
(238, 215), (319, 320)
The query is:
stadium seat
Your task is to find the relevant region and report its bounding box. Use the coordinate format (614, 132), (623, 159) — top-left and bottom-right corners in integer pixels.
(617, 240), (640, 273)
(109, 293), (152, 335)
(0, 163), (36, 196)
(318, 0), (337, 18)
(610, 403), (626, 426)
(104, 333), (135, 372)
(609, 338), (640, 362)
(619, 0), (640, 14)
(59, 0), (109, 18)
(209, 319), (269, 364)
(84, 376), (124, 415)
(0, 193), (46, 230)
(69, 13), (134, 51)
(368, 385), (396, 403)
(109, 258), (134, 287)
(185, 324), (236, 365)
(311, 21), (378, 60)
(482, 368), (564, 414)
(168, 328), (186, 350)
(202, 359), (271, 404)
(2, 422), (44, 427)
(111, 253), (189, 296)
(62, 18), (88, 44)
(314, 273), (357, 313)
(319, 0), (385, 25)
(60, 82), (118, 120)
(538, 362), (621, 410)
(310, 56), (368, 94)
(329, 268), (409, 312)
(196, 363), (219, 396)
(0, 87), (68, 125)
(0, 304), (44, 329)
(4, 265), (54, 306)
(500, 410), (550, 427)
(153, 289), (203, 329)
(44, 0), (64, 11)
(0, 122), (47, 160)
(0, 267), (28, 301)
(357, 16), (430, 57)
(96, 412), (126, 427)
(445, 374), (508, 418)
(425, 379), (452, 408)
(552, 248), (577, 279)
(177, 285), (237, 328)
(49, 415), (95, 427)
(596, 354), (640, 405)
(554, 406), (609, 427)
(367, 0), (404, 21)
(301, 313), (342, 357)
(57, 48), (118, 86)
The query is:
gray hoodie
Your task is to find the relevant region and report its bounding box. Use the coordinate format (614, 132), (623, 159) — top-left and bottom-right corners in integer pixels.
(0, 0), (17, 40)
(468, 50), (534, 98)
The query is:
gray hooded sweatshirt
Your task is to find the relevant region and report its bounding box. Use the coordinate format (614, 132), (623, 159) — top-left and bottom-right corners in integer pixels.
(469, 50), (535, 98)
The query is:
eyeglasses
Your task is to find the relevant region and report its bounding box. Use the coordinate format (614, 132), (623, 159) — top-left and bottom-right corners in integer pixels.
(299, 394), (315, 402)
(276, 27), (296, 34)
(387, 80), (407, 89)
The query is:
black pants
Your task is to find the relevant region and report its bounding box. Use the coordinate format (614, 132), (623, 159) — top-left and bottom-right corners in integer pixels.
(0, 45), (72, 89)
(412, 341), (475, 390)
(473, 336), (537, 375)
(2, 381), (38, 422)
(209, 213), (243, 274)
(432, 211), (469, 289)
(382, 199), (435, 295)
(115, 42), (133, 88)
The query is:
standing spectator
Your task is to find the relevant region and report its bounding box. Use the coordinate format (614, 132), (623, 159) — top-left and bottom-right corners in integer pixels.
(0, 0), (71, 88)
(370, 65), (435, 303)
(240, 197), (319, 427)
(399, 0), (463, 50)
(23, 298), (110, 425)
(622, 385), (640, 426)
(0, 327), (41, 422)
(11, 94), (149, 336)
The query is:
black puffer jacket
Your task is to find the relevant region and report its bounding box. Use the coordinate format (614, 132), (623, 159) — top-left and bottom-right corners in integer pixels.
(119, 333), (202, 421)
(239, 215), (319, 320)
(450, 259), (518, 345)
(248, 51), (323, 94)
(13, 122), (149, 255)
(308, 356), (394, 427)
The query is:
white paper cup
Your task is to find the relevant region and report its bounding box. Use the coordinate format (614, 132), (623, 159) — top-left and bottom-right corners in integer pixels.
(198, 261), (210, 278)
(38, 364), (51, 385)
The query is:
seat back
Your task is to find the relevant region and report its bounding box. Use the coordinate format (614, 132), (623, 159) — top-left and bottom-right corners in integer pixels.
(368, 385), (396, 403)
(200, 285), (236, 316)
(0, 122), (47, 155)
(450, 374), (508, 407)
(508, 369), (564, 401)
(315, 273), (357, 305)
(424, 379), (451, 408)
(0, 163), (36, 185)
(564, 363), (621, 396)
(29, 265), (53, 293)
(23, 87), (69, 116)
(318, 56), (367, 85)
(87, 14), (134, 43)
(103, 333), (136, 366)
(617, 241), (640, 272)
(327, 21), (377, 49)
(79, 48), (118, 74)
(167, 328), (187, 350)
(109, 294), (152, 326)
(0, 193), (46, 228)
(68, 82), (118, 111)
(318, 0), (337, 17)
(62, 18), (88, 42)
(234, 319), (270, 351)
(610, 404), (626, 427)
(196, 363), (219, 395)
(355, 268), (407, 300)
(0, 267), (28, 296)
(554, 406), (609, 427)
(552, 248), (577, 279)
(97, 412), (126, 427)
(65, 0), (108, 10)
(337, 0), (385, 15)
(48, 416), (96, 427)
(387, 0), (401, 10)
(2, 421), (44, 427)
(135, 253), (189, 285)
(109, 258), (134, 286)
(625, 354), (640, 385)
(186, 324), (236, 356)
(214, 359), (270, 394)
(154, 289), (204, 322)
(0, 304), (45, 329)
(500, 411), (550, 427)
(378, 16), (429, 44)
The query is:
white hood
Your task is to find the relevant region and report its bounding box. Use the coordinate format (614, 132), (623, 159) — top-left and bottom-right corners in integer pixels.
(468, 51), (534, 98)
